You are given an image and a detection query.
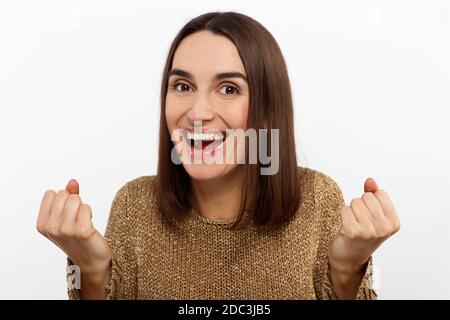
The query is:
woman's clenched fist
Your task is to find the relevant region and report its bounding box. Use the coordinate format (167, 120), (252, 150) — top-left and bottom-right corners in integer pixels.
(329, 178), (401, 274)
(36, 179), (112, 277)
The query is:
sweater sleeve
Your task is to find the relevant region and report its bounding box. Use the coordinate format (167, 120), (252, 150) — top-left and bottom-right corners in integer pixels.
(66, 182), (138, 299)
(312, 172), (377, 300)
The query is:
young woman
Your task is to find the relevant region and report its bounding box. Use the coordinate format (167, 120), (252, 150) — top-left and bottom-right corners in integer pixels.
(36, 12), (400, 300)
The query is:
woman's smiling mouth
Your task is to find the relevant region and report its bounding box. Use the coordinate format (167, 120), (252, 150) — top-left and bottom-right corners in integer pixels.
(179, 127), (229, 160)
(186, 130), (225, 150)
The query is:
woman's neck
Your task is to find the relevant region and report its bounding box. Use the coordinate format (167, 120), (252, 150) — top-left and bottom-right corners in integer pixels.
(190, 167), (244, 221)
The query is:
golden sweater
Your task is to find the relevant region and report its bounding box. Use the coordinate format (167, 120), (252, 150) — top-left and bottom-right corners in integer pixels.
(67, 166), (377, 300)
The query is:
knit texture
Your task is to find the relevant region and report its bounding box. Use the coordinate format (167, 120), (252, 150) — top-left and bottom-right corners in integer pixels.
(67, 166), (377, 299)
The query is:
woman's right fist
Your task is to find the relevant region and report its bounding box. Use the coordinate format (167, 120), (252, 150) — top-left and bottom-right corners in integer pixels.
(36, 179), (112, 276)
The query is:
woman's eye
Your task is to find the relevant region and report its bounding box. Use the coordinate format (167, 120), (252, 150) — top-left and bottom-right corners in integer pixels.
(219, 85), (239, 95)
(174, 83), (192, 92)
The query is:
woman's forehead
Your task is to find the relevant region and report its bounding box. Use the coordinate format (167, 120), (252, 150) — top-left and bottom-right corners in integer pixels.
(172, 30), (246, 78)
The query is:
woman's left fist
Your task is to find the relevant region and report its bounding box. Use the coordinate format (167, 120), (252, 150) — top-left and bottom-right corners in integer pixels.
(329, 178), (401, 273)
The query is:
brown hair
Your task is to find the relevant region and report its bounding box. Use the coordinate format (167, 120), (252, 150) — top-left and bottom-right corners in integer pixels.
(157, 11), (300, 229)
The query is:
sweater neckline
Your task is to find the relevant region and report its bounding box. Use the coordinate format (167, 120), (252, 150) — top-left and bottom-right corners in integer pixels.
(190, 207), (238, 226)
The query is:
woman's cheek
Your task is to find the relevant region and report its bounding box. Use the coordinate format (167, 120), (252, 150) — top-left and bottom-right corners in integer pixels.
(229, 99), (249, 129)
(165, 97), (182, 132)
(241, 102), (249, 129)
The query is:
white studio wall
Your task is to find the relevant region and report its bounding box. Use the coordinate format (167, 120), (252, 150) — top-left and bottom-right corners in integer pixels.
(0, 0), (448, 299)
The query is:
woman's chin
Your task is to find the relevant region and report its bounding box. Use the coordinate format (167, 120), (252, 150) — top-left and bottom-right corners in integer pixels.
(182, 163), (235, 181)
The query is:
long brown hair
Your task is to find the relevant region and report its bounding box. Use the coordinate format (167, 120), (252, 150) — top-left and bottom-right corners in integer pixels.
(157, 12), (301, 229)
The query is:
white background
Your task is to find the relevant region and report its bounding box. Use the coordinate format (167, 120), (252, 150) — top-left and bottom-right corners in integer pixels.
(0, 0), (449, 299)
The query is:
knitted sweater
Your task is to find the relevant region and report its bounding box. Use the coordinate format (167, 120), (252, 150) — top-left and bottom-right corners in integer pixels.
(67, 166), (377, 300)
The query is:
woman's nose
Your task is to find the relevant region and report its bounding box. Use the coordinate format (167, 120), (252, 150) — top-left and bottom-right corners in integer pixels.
(187, 94), (214, 123)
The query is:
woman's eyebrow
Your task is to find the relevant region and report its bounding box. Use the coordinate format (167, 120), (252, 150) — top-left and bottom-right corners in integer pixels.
(168, 68), (247, 82)
(168, 68), (193, 79)
(213, 72), (247, 82)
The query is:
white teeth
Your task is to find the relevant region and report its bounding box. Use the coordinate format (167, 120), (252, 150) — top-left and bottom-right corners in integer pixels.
(186, 132), (224, 141)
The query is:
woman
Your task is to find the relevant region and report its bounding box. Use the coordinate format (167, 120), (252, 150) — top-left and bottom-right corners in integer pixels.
(36, 11), (400, 300)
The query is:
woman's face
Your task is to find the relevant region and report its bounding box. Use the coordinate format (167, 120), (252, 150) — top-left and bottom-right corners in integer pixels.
(165, 30), (249, 181)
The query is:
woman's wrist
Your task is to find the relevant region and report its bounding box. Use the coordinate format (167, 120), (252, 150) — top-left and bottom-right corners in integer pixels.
(79, 260), (112, 299)
(329, 256), (369, 276)
(328, 257), (368, 299)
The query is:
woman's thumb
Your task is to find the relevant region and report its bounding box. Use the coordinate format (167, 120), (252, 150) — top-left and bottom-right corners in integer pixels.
(364, 177), (379, 193)
(65, 179), (79, 195)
